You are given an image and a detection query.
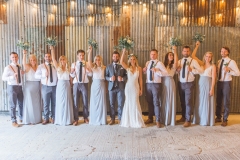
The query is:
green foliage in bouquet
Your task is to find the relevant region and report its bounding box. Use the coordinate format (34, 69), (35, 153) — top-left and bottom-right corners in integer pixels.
(114, 35), (134, 51)
(16, 40), (30, 50)
(88, 38), (98, 49)
(192, 33), (205, 43)
(169, 37), (183, 46)
(45, 36), (60, 46)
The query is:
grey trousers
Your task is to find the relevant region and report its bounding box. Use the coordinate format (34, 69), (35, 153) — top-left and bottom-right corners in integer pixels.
(73, 83), (89, 120)
(216, 81), (231, 121)
(146, 83), (162, 122)
(7, 85), (23, 123)
(178, 82), (195, 122)
(109, 87), (125, 120)
(41, 85), (56, 121)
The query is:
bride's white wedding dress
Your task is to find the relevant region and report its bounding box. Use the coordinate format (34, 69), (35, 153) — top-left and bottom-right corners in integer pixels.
(120, 68), (146, 128)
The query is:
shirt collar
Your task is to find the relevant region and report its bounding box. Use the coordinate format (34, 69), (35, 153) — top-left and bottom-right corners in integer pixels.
(222, 57), (230, 61)
(11, 63), (19, 67)
(45, 62), (52, 65)
(77, 60), (85, 64)
(113, 62), (119, 65)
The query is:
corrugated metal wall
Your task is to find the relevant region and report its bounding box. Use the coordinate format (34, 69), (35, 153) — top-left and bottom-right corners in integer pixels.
(0, 0), (240, 113)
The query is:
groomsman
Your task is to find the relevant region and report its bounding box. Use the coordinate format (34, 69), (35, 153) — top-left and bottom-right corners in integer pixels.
(70, 50), (92, 126)
(35, 52), (57, 124)
(105, 51), (127, 125)
(2, 52), (24, 127)
(177, 46), (203, 127)
(215, 47), (240, 127)
(143, 49), (168, 128)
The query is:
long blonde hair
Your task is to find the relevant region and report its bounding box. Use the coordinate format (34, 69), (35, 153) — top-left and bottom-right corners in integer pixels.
(202, 51), (214, 64)
(28, 54), (38, 67)
(127, 54), (139, 67)
(93, 55), (105, 69)
(57, 55), (69, 73)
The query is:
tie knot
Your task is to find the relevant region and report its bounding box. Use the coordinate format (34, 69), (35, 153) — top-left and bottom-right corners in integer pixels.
(151, 61), (154, 64)
(80, 62), (83, 65)
(222, 59), (224, 62)
(184, 59), (187, 62)
(48, 63), (51, 66)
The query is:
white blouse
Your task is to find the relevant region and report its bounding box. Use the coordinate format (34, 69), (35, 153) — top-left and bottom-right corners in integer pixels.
(200, 65), (212, 77)
(26, 68), (40, 82)
(92, 67), (105, 80)
(57, 67), (70, 80)
(166, 66), (176, 77)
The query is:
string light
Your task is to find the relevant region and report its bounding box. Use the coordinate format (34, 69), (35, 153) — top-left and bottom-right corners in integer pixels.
(151, 1), (154, 4)
(139, 1), (142, 5)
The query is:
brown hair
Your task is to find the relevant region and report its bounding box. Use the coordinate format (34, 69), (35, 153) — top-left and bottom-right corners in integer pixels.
(221, 46), (230, 54)
(112, 51), (120, 56)
(77, 50), (85, 55)
(150, 49), (158, 53)
(10, 52), (18, 56)
(182, 46), (191, 50)
(164, 52), (174, 69)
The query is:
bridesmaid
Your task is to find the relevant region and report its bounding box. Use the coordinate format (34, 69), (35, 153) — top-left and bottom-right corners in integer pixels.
(50, 46), (74, 126)
(88, 46), (107, 125)
(161, 46), (178, 126)
(22, 50), (42, 124)
(192, 41), (216, 126)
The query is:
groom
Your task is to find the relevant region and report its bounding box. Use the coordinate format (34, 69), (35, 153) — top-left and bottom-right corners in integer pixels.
(105, 51), (127, 125)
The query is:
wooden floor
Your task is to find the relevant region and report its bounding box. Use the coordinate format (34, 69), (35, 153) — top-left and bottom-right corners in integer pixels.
(1, 113), (240, 160)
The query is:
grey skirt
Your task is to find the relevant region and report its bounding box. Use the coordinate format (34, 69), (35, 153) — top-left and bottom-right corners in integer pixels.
(193, 76), (215, 126)
(54, 80), (74, 126)
(89, 79), (107, 125)
(23, 81), (42, 124)
(161, 76), (176, 126)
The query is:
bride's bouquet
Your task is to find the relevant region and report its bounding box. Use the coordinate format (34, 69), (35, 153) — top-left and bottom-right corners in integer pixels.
(115, 35), (134, 51)
(45, 36), (60, 46)
(169, 37), (183, 46)
(88, 38), (98, 49)
(16, 40), (30, 50)
(192, 33), (205, 43)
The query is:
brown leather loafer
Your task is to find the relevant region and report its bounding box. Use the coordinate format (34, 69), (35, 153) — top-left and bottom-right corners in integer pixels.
(221, 121), (227, 127)
(42, 120), (49, 125)
(144, 119), (153, 124)
(177, 117), (186, 123)
(12, 122), (19, 127)
(73, 121), (78, 126)
(108, 120), (115, 125)
(183, 121), (191, 127)
(215, 118), (222, 123)
(84, 118), (89, 124)
(156, 122), (161, 128)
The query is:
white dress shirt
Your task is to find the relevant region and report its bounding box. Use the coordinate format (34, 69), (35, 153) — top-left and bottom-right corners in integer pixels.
(70, 61), (92, 83)
(145, 59), (168, 83)
(217, 57), (240, 81)
(178, 57), (204, 83)
(2, 63), (23, 85)
(35, 62), (58, 86)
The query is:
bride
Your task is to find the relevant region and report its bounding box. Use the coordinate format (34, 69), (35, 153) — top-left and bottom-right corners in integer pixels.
(119, 49), (146, 128)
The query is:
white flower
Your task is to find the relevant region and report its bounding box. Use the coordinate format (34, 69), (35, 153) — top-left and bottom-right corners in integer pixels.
(127, 40), (131, 44)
